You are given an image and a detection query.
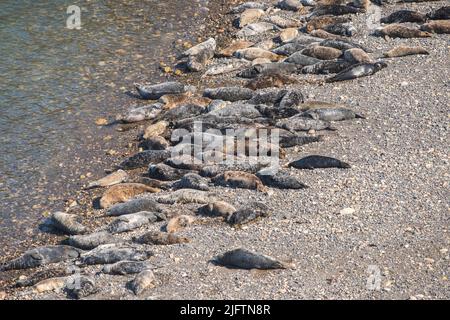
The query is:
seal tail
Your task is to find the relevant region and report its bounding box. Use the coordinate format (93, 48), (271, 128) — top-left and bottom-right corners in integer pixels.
(340, 161), (352, 169)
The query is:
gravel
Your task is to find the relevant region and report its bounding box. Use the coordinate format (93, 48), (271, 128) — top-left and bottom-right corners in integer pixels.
(1, 0), (449, 300)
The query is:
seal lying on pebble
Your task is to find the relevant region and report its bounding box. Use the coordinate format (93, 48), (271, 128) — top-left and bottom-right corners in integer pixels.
(285, 52), (322, 66)
(256, 170), (308, 189)
(99, 183), (160, 209)
(66, 276), (97, 299)
(212, 171), (268, 192)
(420, 20), (450, 34)
(227, 202), (270, 226)
(48, 211), (87, 235)
(246, 74), (297, 90)
(218, 40), (254, 57)
(0, 245), (82, 271)
(106, 198), (165, 217)
(237, 8), (266, 28)
(229, 1), (269, 14)
(15, 268), (70, 288)
(198, 201), (237, 218)
(310, 4), (363, 17)
(149, 163), (193, 181)
(34, 277), (67, 293)
(279, 134), (323, 148)
(203, 87), (255, 102)
(102, 261), (156, 275)
(66, 231), (120, 250)
(118, 150), (172, 170)
(302, 107), (365, 121)
(289, 155), (351, 169)
(79, 244), (153, 265)
(133, 231), (190, 245)
(139, 136), (170, 151)
(306, 15), (352, 32)
(276, 114), (334, 131)
(212, 248), (292, 269)
(427, 6), (450, 20)
(320, 39), (371, 53)
(120, 103), (163, 123)
(323, 23), (356, 37)
(128, 270), (156, 295)
(326, 61), (387, 82)
(237, 22), (277, 37)
(170, 173), (210, 191)
(301, 45), (343, 60)
(343, 48), (373, 64)
(143, 120), (169, 140)
(135, 82), (187, 100)
(277, 0), (304, 11)
(374, 24), (431, 38)
(85, 170), (129, 189)
(165, 215), (196, 233)
(237, 62), (299, 79)
(107, 211), (166, 234)
(156, 189), (216, 205)
(380, 10), (426, 24)
(383, 45), (429, 58)
(301, 59), (352, 74)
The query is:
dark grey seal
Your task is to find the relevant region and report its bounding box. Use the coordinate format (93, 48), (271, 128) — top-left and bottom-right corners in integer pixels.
(118, 150), (171, 170)
(288, 155), (351, 169)
(227, 202), (270, 226)
(106, 198), (165, 217)
(203, 87), (254, 102)
(0, 245), (82, 271)
(213, 248), (291, 269)
(326, 61), (387, 83)
(135, 82), (186, 100)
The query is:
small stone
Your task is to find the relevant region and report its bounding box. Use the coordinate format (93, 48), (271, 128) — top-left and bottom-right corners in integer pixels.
(440, 248), (448, 254)
(95, 118), (108, 126)
(0, 291), (6, 300)
(424, 258), (435, 264)
(339, 207), (355, 215)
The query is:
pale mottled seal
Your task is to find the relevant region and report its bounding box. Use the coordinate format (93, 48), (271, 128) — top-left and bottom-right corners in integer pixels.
(383, 45), (429, 58)
(227, 202), (270, 226)
(303, 107), (365, 121)
(213, 248), (292, 269)
(237, 62), (299, 79)
(102, 261), (155, 275)
(34, 277), (67, 293)
(99, 183), (160, 209)
(198, 201), (237, 218)
(120, 103), (163, 123)
(106, 198), (164, 217)
(171, 173), (210, 191)
(107, 211), (166, 234)
(289, 155), (351, 169)
(264, 15), (303, 28)
(203, 87), (254, 102)
(49, 211), (87, 235)
(182, 38), (216, 58)
(420, 20), (450, 34)
(0, 245), (82, 271)
(85, 170), (128, 189)
(276, 114), (334, 131)
(133, 231), (190, 245)
(271, 42), (307, 56)
(67, 276), (97, 299)
(155, 189), (215, 205)
(218, 40), (254, 57)
(320, 39), (372, 53)
(380, 10), (426, 24)
(135, 82), (186, 100)
(79, 244), (152, 265)
(15, 268), (69, 288)
(326, 61), (387, 82)
(143, 120), (169, 140)
(118, 150), (171, 170)
(67, 231), (120, 250)
(235, 47), (281, 61)
(128, 270), (156, 295)
(237, 22), (277, 37)
(238, 8), (265, 28)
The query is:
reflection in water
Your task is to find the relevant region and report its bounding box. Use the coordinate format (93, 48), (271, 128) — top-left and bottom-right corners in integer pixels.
(0, 0), (207, 255)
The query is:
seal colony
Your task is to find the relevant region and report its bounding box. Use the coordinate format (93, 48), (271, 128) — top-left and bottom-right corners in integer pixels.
(1, 0), (448, 299)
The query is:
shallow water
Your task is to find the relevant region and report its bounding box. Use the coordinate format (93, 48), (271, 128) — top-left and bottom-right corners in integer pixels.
(0, 0), (209, 255)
